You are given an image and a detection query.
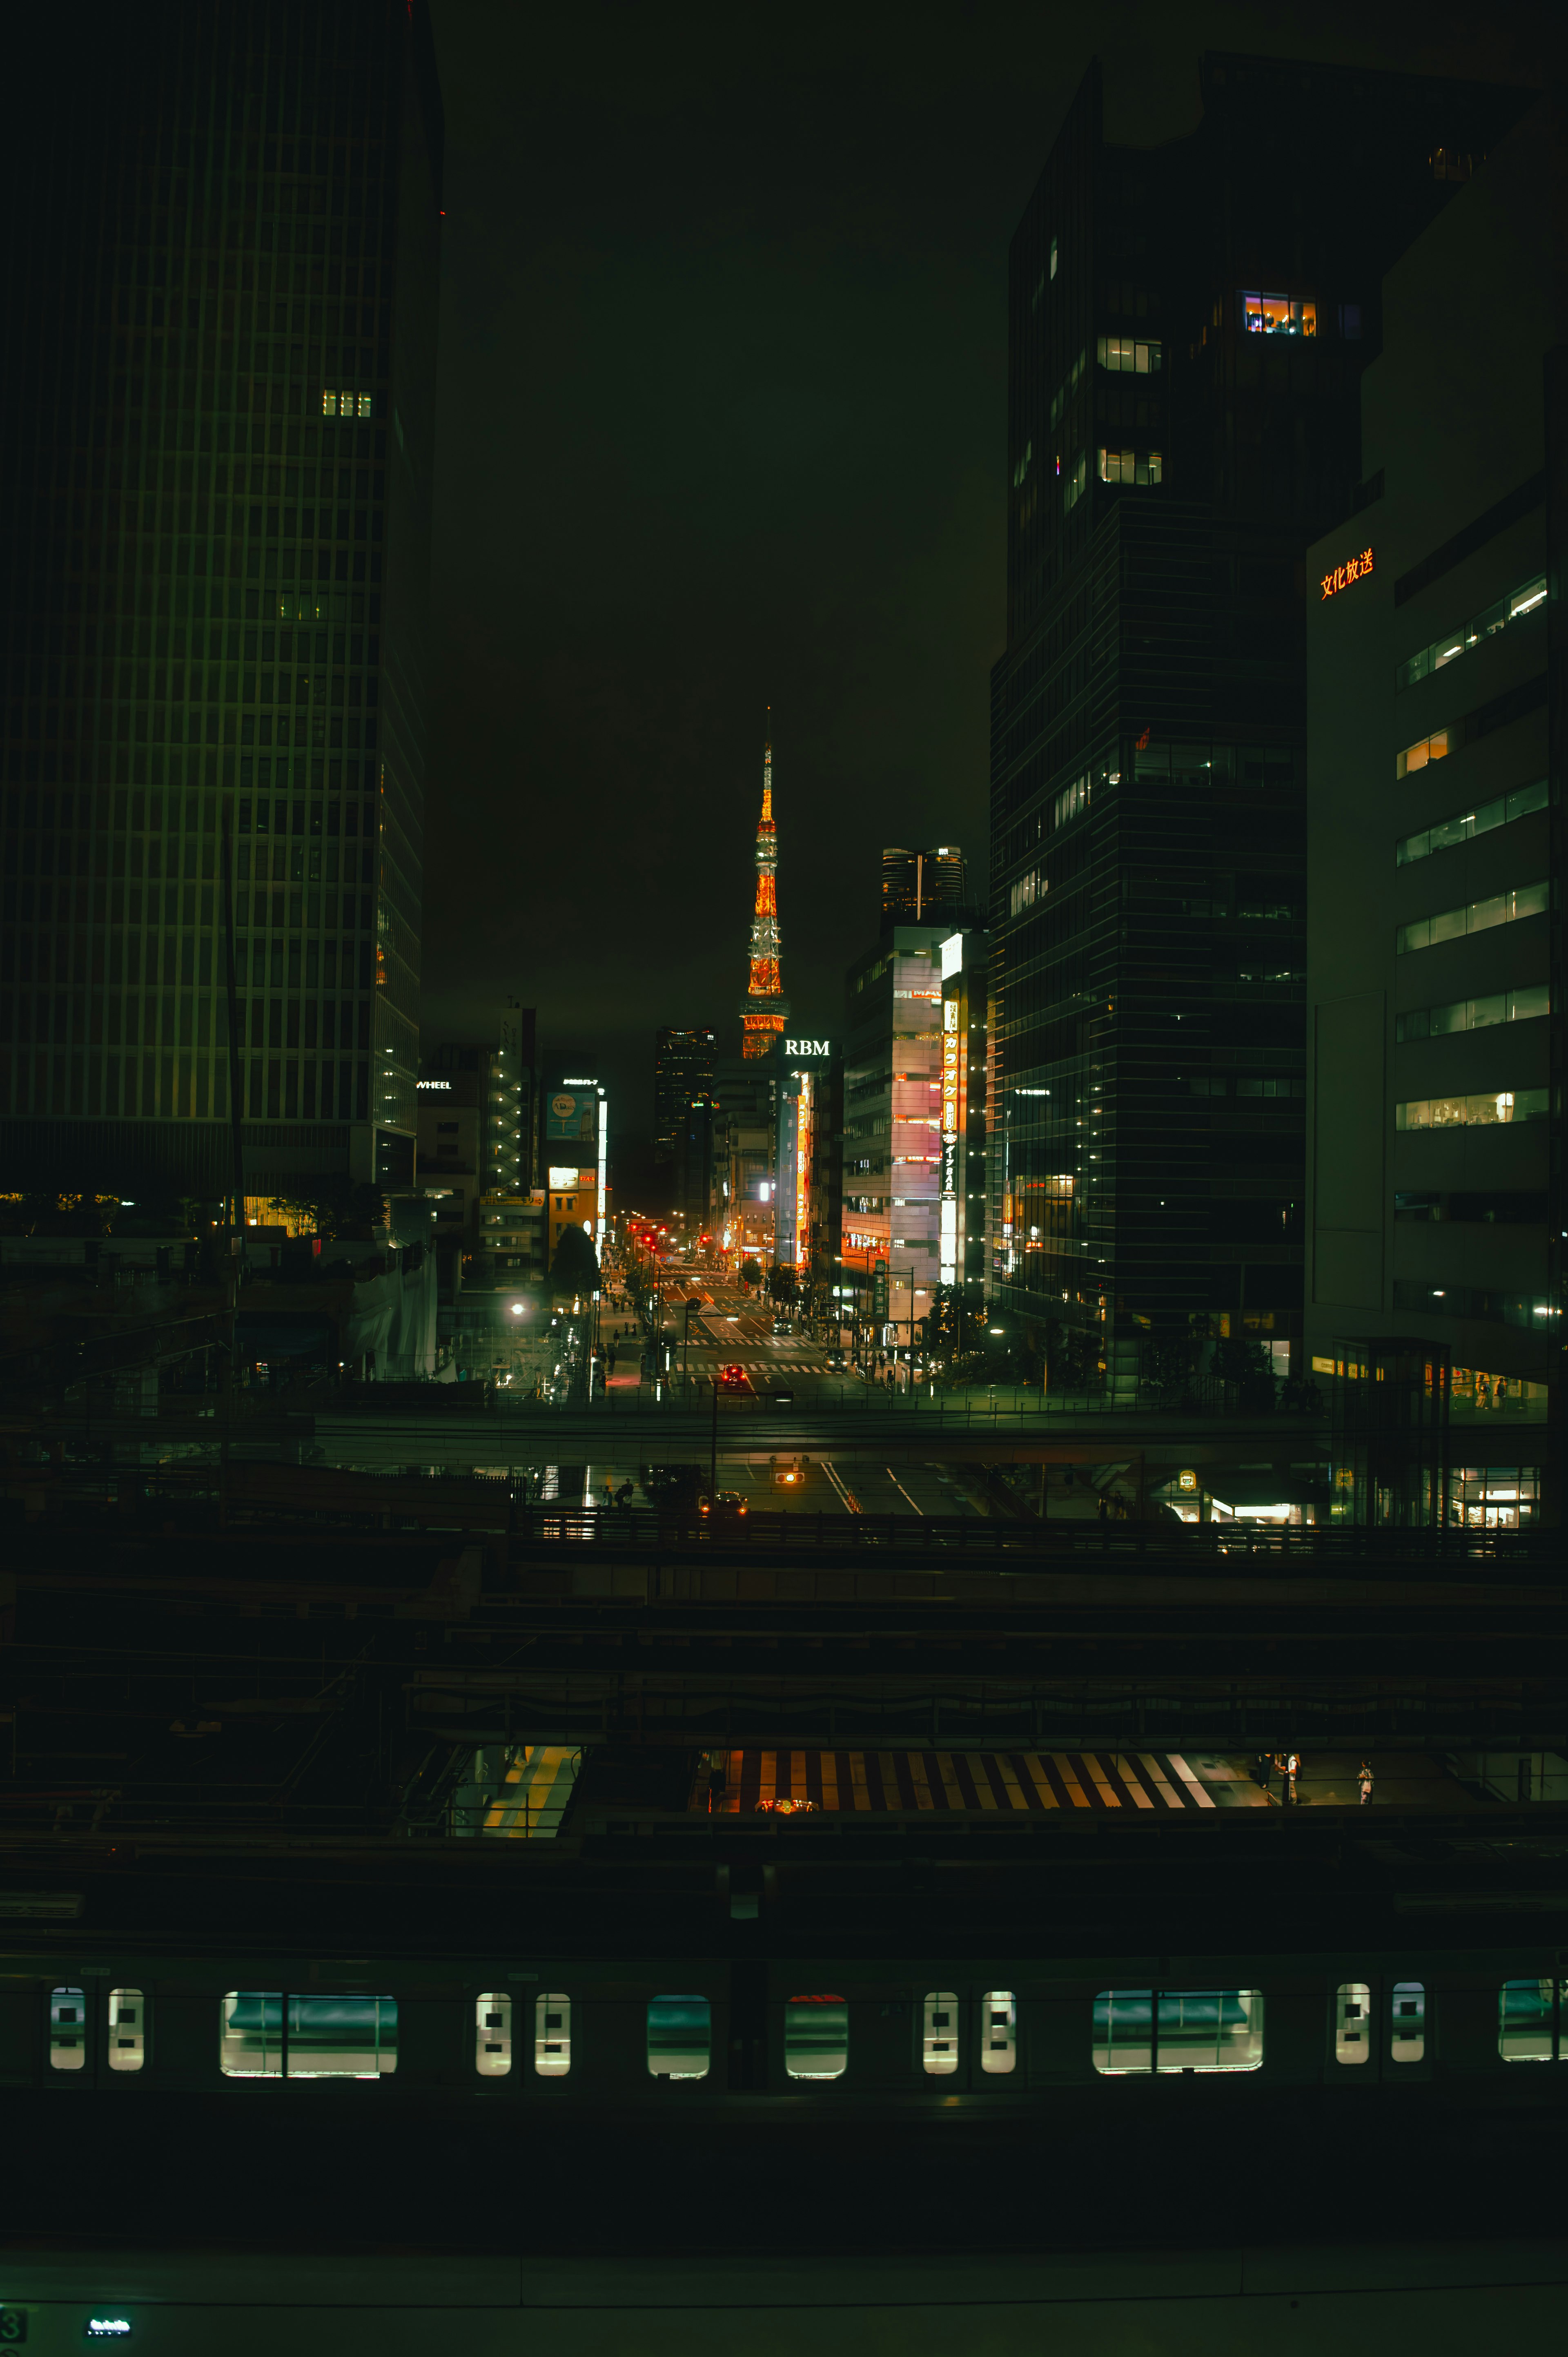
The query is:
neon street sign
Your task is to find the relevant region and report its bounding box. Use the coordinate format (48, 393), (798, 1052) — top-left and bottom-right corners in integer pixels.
(1320, 546), (1373, 600)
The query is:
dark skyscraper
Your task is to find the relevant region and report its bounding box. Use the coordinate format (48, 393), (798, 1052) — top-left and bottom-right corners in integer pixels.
(653, 1026), (717, 1153)
(0, 1), (442, 1209)
(987, 54), (1530, 1400)
(880, 846), (977, 934)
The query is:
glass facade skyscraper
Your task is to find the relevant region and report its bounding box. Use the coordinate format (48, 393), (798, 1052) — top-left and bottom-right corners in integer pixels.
(0, 0), (441, 1208)
(988, 55), (1528, 1400)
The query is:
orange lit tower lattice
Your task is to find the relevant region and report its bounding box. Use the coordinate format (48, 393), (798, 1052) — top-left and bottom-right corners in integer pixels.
(739, 722), (791, 1058)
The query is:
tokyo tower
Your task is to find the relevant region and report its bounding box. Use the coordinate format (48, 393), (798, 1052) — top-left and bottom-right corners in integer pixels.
(738, 719), (790, 1059)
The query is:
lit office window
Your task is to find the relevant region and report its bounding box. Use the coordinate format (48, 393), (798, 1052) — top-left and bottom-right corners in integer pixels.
(1395, 777), (1548, 864)
(980, 1990), (1018, 2075)
(1395, 982), (1549, 1042)
(1098, 447), (1163, 485)
(1396, 1088), (1548, 1132)
(1395, 881), (1548, 954)
(1395, 728), (1451, 777)
(1334, 1982), (1372, 2065)
(322, 390), (372, 419)
(647, 1993), (710, 2080)
(1097, 335), (1162, 373)
(785, 1995), (849, 2080)
(922, 1991), (959, 2076)
(107, 1987), (147, 2073)
(1395, 573), (1547, 691)
(1390, 1982), (1425, 2063)
(535, 1991), (571, 2076)
(1239, 291), (1316, 336)
(49, 1986), (87, 2072)
(475, 1991), (512, 2077)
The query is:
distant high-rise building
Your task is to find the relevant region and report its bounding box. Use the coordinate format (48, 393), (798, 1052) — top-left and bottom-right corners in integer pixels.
(738, 727), (789, 1058)
(987, 54), (1530, 1401)
(0, 1), (443, 1210)
(1305, 99), (1560, 1527)
(880, 847), (976, 934)
(653, 1027), (716, 1151)
(418, 1003), (536, 1283)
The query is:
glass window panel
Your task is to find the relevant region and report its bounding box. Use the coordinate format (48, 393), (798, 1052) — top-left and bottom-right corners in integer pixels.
(1468, 993), (1507, 1028)
(475, 1990), (512, 2078)
(535, 1990), (571, 2076)
(1514, 879), (1549, 920)
(1429, 905), (1466, 943)
(1469, 893), (1508, 934)
(1093, 1987), (1153, 2075)
(286, 1994), (396, 2078)
(1510, 981), (1550, 1021)
(1498, 1978), (1556, 2062)
(107, 1987), (147, 2074)
(980, 1989), (1018, 2075)
(922, 1990), (959, 2076)
(221, 1989), (282, 2078)
(1156, 1988), (1264, 2073)
(50, 1985), (87, 2072)
(647, 1992), (711, 2080)
(785, 1995), (849, 2080)
(1390, 1980), (1425, 2062)
(1334, 1982), (1372, 2064)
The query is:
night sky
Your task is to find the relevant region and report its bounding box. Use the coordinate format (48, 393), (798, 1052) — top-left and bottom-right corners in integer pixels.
(421, 0), (1549, 1146)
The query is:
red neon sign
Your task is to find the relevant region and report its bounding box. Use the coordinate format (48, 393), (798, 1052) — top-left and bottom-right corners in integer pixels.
(1321, 546), (1374, 601)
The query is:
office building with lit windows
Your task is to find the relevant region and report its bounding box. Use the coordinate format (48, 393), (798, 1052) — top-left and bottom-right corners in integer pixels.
(417, 1003), (535, 1282)
(653, 1027), (717, 1153)
(987, 54), (1530, 1402)
(0, 1), (442, 1208)
(1305, 98), (1562, 1527)
(880, 847), (979, 935)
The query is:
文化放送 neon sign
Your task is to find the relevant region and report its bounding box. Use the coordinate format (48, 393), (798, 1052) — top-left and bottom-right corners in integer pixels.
(1321, 547), (1374, 600)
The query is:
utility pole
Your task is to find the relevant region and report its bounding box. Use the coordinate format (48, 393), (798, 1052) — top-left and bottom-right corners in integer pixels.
(709, 1371), (719, 1500)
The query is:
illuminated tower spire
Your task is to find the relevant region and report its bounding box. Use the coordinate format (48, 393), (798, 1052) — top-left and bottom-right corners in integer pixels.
(739, 715), (790, 1059)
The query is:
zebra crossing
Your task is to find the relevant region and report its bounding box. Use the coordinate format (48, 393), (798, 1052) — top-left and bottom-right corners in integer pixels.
(714, 1748), (1268, 1815)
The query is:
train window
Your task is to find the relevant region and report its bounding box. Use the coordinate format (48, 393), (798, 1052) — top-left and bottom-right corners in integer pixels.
(1390, 1982), (1425, 2063)
(535, 1991), (572, 2075)
(647, 1994), (711, 2080)
(1093, 1989), (1153, 2075)
(475, 1991), (512, 2077)
(286, 1995), (397, 2078)
(1093, 1989), (1264, 2074)
(221, 1990), (283, 2077)
(922, 1990), (959, 2075)
(107, 1987), (147, 2073)
(49, 1987), (87, 2072)
(1498, 1979), (1565, 2062)
(980, 1990), (1018, 2076)
(219, 1992), (396, 2078)
(1334, 1982), (1372, 2065)
(785, 1995), (849, 2080)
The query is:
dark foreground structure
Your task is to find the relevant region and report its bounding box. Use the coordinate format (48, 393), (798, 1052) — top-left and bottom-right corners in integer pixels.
(0, 1492), (1565, 2349)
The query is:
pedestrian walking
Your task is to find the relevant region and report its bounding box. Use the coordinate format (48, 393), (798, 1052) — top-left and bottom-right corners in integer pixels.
(1286, 1750), (1300, 1804)
(1358, 1758), (1374, 1806)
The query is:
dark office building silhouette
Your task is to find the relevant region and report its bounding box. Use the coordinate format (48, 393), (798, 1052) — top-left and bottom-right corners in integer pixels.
(880, 847), (977, 934)
(0, 1), (443, 1207)
(987, 54), (1532, 1399)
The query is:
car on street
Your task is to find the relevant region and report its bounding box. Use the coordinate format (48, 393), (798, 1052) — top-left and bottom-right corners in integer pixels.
(718, 1363), (748, 1390)
(771, 1317), (791, 1336)
(698, 1489), (748, 1520)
